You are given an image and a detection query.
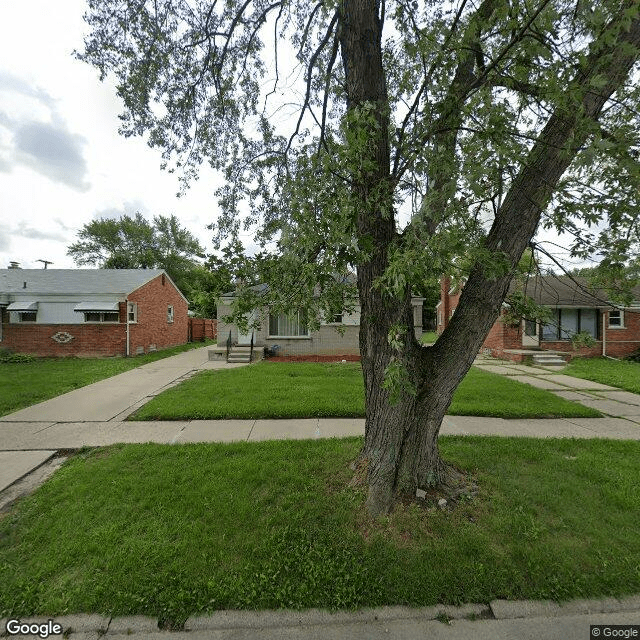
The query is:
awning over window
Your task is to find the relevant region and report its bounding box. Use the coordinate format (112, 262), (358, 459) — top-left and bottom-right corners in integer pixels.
(74, 301), (120, 312)
(6, 300), (39, 311)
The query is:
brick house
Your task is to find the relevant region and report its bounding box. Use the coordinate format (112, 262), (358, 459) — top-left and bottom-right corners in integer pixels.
(436, 275), (640, 361)
(0, 269), (188, 357)
(216, 284), (424, 359)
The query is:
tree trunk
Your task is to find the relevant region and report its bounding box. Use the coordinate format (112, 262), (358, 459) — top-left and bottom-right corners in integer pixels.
(358, 285), (501, 516)
(341, 0), (640, 517)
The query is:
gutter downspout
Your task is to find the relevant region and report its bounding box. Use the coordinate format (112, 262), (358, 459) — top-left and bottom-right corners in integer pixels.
(126, 299), (130, 357)
(602, 310), (606, 357)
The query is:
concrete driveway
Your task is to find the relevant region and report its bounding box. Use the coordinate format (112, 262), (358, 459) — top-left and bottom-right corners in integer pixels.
(0, 345), (246, 423)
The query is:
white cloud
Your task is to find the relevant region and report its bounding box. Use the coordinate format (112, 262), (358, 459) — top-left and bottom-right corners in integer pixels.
(14, 221), (67, 243)
(13, 120), (90, 192)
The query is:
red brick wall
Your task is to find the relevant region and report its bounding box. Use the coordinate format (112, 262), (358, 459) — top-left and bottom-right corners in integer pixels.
(0, 320), (126, 357)
(482, 315), (524, 354)
(128, 274), (189, 354)
(601, 309), (640, 357)
(540, 309), (640, 359)
(437, 278), (462, 334)
(484, 309), (640, 360)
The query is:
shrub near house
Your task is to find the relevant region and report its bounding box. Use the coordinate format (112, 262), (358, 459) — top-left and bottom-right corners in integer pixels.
(0, 269), (188, 357)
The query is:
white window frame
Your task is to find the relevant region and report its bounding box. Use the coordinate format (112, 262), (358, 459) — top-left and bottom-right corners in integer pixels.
(608, 309), (624, 329)
(167, 305), (174, 324)
(268, 310), (310, 338)
(128, 302), (138, 323)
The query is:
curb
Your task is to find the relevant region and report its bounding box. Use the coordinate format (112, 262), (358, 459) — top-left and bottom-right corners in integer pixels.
(2, 595), (640, 636)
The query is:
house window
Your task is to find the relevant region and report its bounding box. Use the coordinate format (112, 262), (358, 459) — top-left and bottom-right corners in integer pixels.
(542, 312), (559, 340)
(128, 302), (138, 323)
(18, 311), (37, 323)
(84, 312), (119, 323)
(524, 319), (537, 337)
(269, 310), (308, 337)
(167, 305), (174, 323)
(330, 313), (343, 324)
(608, 309), (624, 328)
(560, 309), (578, 339)
(541, 309), (600, 340)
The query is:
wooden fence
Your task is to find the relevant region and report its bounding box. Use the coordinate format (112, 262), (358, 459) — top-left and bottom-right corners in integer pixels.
(188, 318), (217, 342)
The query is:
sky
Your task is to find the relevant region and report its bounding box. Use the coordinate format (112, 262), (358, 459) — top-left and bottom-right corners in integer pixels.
(0, 0), (224, 270)
(0, 0), (589, 275)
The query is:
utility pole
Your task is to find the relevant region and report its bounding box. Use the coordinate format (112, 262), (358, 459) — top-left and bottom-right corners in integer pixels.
(37, 260), (53, 269)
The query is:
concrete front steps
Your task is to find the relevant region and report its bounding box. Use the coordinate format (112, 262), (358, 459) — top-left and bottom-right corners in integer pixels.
(532, 352), (567, 369)
(208, 345), (262, 363)
(227, 345), (254, 363)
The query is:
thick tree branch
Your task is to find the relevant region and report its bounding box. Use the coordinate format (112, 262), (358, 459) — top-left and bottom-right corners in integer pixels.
(435, 6), (640, 372)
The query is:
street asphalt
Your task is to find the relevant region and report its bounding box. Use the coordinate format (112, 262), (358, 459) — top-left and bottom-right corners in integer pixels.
(1, 346), (640, 638)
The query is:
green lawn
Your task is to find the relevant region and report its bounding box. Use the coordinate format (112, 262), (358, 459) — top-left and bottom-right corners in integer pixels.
(0, 341), (215, 417)
(565, 357), (640, 394)
(421, 331), (438, 344)
(130, 362), (600, 420)
(1, 438), (638, 622)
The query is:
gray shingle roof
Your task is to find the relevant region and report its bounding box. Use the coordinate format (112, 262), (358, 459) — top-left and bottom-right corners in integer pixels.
(0, 269), (165, 295)
(514, 276), (640, 307)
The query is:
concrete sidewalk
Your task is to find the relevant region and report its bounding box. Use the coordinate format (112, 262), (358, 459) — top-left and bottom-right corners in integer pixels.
(2, 415), (639, 451)
(0, 345), (245, 423)
(474, 355), (640, 421)
(2, 415), (638, 496)
(3, 597), (640, 640)
(2, 348), (640, 495)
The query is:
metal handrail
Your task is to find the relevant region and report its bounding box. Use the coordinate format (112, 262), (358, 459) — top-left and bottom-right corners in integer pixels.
(226, 330), (232, 362)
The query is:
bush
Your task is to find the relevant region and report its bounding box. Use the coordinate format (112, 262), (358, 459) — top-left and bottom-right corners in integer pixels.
(0, 350), (36, 363)
(624, 348), (640, 363)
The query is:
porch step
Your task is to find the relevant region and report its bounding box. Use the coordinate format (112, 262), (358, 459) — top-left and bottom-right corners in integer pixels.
(227, 345), (258, 363)
(532, 353), (566, 368)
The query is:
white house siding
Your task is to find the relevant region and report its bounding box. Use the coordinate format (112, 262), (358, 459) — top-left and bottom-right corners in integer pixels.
(218, 301), (423, 357)
(8, 299), (123, 325)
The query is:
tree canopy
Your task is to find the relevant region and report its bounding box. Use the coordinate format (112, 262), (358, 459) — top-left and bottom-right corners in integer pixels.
(79, 0), (640, 514)
(67, 212), (205, 295)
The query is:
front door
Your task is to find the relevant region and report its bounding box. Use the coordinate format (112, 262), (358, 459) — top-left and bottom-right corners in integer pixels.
(522, 319), (540, 347)
(237, 311), (256, 345)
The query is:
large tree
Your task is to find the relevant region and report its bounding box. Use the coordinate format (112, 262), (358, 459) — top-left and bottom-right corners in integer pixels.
(80, 0), (640, 515)
(68, 212), (205, 294)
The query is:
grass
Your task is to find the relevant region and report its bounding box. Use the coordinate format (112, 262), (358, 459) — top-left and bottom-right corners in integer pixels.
(0, 341), (215, 417)
(1, 437), (639, 622)
(565, 357), (640, 394)
(421, 331), (438, 344)
(130, 362), (600, 420)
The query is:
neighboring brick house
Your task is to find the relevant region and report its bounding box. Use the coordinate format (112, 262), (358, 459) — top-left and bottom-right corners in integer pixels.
(0, 269), (188, 357)
(217, 284), (424, 358)
(436, 275), (640, 361)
